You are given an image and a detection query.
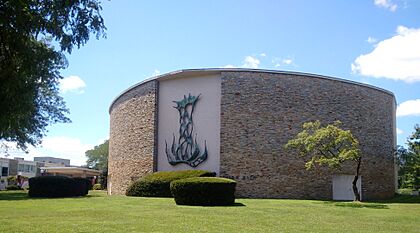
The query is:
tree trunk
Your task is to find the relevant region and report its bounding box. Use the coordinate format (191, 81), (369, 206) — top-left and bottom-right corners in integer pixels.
(352, 157), (362, 201)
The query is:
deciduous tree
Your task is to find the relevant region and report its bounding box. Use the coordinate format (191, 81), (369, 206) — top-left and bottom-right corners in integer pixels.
(0, 0), (106, 151)
(285, 121), (362, 201)
(85, 140), (108, 188)
(397, 125), (420, 190)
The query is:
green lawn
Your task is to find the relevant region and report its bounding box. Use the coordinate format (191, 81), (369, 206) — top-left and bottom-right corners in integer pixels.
(0, 191), (419, 233)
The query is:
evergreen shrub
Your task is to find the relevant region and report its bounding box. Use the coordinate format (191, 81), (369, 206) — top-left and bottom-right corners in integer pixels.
(170, 177), (236, 206)
(126, 170), (215, 197)
(28, 176), (90, 197)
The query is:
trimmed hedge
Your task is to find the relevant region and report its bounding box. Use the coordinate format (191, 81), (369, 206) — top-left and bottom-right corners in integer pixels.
(170, 177), (236, 206)
(73, 177), (92, 195)
(126, 170), (216, 197)
(28, 176), (90, 197)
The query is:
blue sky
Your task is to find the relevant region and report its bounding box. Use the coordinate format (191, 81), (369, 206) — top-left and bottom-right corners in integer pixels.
(5, 0), (420, 165)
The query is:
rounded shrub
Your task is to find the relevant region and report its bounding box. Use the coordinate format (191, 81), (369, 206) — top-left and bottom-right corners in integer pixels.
(126, 170), (216, 197)
(170, 177), (236, 206)
(28, 176), (90, 197)
(92, 183), (102, 190)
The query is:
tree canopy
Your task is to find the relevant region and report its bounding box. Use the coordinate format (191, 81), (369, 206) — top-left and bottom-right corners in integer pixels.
(0, 0), (106, 151)
(397, 125), (420, 190)
(285, 120), (362, 201)
(85, 139), (108, 171)
(85, 139), (108, 189)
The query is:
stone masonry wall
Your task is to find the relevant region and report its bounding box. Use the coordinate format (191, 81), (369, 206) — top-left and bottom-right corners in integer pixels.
(219, 71), (395, 200)
(108, 80), (157, 195)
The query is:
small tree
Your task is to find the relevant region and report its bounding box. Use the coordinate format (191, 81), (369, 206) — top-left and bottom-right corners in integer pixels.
(285, 121), (362, 201)
(396, 125), (420, 190)
(85, 140), (109, 189)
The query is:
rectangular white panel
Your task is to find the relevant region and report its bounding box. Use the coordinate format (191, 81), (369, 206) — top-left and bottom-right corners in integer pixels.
(157, 74), (221, 174)
(333, 175), (362, 201)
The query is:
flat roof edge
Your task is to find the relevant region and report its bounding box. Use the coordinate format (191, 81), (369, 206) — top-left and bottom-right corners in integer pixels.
(40, 167), (101, 172)
(109, 68), (395, 113)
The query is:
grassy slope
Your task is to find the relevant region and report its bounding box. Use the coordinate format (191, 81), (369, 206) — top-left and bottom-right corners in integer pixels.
(0, 191), (419, 233)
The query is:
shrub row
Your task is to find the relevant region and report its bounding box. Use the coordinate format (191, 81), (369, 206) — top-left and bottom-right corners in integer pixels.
(126, 170), (216, 197)
(126, 170), (236, 206)
(170, 177), (236, 206)
(28, 176), (91, 198)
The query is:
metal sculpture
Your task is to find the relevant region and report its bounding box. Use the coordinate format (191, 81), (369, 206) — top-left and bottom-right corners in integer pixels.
(165, 94), (208, 167)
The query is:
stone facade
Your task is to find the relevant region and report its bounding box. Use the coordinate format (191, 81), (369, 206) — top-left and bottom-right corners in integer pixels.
(108, 80), (157, 195)
(108, 69), (396, 200)
(219, 71), (395, 200)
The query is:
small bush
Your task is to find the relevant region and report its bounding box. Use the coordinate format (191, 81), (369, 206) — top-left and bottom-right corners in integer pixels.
(6, 176), (15, 183)
(6, 185), (22, 190)
(398, 189), (417, 195)
(170, 177), (236, 206)
(7, 176), (28, 186)
(126, 170), (216, 197)
(92, 183), (102, 190)
(28, 176), (90, 198)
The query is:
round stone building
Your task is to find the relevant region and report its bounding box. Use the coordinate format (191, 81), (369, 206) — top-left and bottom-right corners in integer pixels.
(108, 69), (396, 200)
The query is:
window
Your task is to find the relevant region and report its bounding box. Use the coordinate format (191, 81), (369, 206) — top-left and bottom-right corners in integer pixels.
(18, 164), (36, 173)
(24, 164), (30, 173)
(1, 167), (8, 177)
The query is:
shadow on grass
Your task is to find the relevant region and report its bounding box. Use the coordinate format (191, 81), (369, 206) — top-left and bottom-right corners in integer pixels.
(321, 194), (420, 208)
(331, 202), (389, 209)
(0, 190), (99, 201)
(176, 202), (246, 207)
(0, 191), (29, 201)
(233, 202), (246, 206)
(370, 194), (420, 204)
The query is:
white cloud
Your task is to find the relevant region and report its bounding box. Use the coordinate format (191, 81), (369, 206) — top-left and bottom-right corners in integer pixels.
(396, 128), (404, 134)
(366, 36), (377, 44)
(282, 59), (293, 65)
(272, 57), (295, 68)
(39, 136), (94, 166)
(153, 70), (161, 76)
(352, 26), (420, 83)
(374, 0), (398, 11)
(396, 99), (420, 117)
(0, 140), (45, 159)
(0, 137), (94, 166)
(59, 75), (86, 94)
(242, 56), (260, 69)
(224, 55), (294, 69)
(222, 56), (260, 69)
